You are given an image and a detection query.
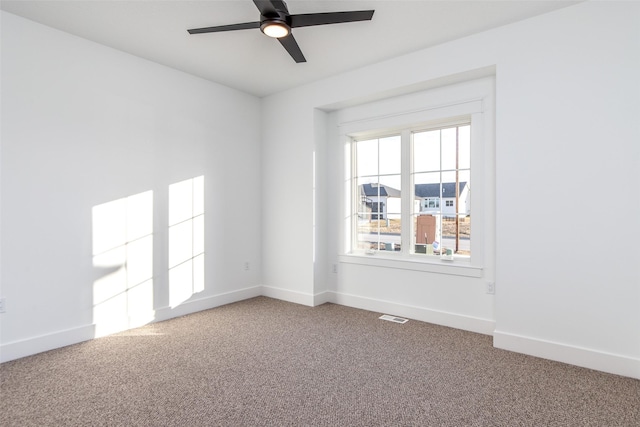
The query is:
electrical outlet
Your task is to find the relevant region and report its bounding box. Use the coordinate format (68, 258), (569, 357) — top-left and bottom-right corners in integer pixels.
(332, 264), (338, 274)
(486, 282), (495, 295)
(0, 298), (6, 313)
(244, 262), (250, 271)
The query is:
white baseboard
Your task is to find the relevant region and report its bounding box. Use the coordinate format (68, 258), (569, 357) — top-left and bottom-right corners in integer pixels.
(313, 291), (331, 306)
(260, 285), (315, 306)
(494, 330), (640, 380)
(154, 285), (262, 322)
(0, 324), (96, 363)
(0, 286), (262, 363)
(326, 291), (495, 335)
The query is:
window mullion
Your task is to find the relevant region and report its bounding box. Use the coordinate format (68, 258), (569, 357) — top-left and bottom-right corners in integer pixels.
(401, 130), (412, 255)
(350, 139), (357, 253)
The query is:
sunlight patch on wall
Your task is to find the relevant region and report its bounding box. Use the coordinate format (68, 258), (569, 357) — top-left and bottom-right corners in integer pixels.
(92, 191), (154, 337)
(168, 176), (205, 308)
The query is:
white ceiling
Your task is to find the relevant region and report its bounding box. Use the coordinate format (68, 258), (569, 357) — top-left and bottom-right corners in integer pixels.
(1, 0), (579, 97)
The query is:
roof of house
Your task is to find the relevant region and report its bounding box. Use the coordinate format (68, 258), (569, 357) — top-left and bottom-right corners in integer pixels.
(415, 182), (467, 198)
(360, 183), (401, 198)
(361, 182), (467, 198)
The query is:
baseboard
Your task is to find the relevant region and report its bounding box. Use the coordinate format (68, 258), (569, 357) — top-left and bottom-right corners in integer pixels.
(494, 330), (640, 379)
(154, 285), (262, 322)
(260, 285), (316, 306)
(0, 286), (262, 364)
(326, 291), (495, 335)
(0, 324), (96, 363)
(313, 291), (331, 306)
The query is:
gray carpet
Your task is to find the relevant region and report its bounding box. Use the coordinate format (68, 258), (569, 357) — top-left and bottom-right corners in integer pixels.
(1, 297), (638, 426)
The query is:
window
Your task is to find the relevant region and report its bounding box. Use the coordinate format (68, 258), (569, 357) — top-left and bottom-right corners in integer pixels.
(352, 123), (471, 258)
(413, 124), (471, 256)
(354, 135), (402, 251)
(338, 76), (494, 274)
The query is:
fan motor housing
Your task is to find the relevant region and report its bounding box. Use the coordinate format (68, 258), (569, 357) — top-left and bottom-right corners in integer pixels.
(260, 11), (291, 37)
(260, 9), (290, 24)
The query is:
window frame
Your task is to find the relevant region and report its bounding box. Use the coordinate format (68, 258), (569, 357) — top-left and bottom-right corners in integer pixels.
(336, 77), (494, 277)
(350, 119), (472, 258)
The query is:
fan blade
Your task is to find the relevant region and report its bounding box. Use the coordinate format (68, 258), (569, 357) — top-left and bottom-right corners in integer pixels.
(290, 10), (374, 28)
(188, 21), (260, 34)
(253, 0), (289, 16)
(278, 34), (306, 63)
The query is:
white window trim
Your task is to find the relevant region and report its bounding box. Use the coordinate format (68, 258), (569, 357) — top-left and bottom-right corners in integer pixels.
(336, 77), (494, 276)
(338, 253), (483, 277)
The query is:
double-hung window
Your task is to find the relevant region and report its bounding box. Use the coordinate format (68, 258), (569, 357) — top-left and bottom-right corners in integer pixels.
(354, 135), (402, 252)
(413, 124), (471, 257)
(339, 77), (494, 273)
(352, 122), (471, 257)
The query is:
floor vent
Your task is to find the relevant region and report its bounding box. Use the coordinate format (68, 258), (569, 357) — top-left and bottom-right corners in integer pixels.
(379, 314), (409, 324)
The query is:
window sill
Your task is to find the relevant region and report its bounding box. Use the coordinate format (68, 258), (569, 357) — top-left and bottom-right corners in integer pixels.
(338, 253), (483, 278)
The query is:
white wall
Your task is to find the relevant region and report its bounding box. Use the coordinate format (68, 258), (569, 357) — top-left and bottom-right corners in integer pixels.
(0, 12), (262, 361)
(260, 93), (316, 304)
(261, 2), (640, 378)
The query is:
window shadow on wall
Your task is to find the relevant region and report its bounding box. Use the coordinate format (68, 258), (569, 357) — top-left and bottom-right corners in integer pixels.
(168, 176), (205, 308)
(92, 190), (154, 337)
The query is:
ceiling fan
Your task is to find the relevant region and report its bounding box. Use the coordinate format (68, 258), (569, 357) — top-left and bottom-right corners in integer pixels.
(187, 0), (375, 63)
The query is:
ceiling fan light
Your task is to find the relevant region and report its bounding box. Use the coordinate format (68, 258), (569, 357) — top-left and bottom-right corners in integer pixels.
(261, 21), (289, 38)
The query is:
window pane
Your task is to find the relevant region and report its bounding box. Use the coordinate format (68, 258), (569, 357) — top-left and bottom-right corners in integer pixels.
(458, 170), (471, 185)
(441, 127), (457, 171)
(459, 214), (471, 256)
(458, 125), (471, 170)
(413, 130), (440, 172)
(356, 139), (378, 177)
(440, 214), (471, 256)
(357, 177), (381, 215)
(378, 174), (402, 215)
(356, 176), (401, 220)
(414, 172), (441, 214)
(414, 214), (437, 245)
(441, 171), (457, 193)
(356, 213), (378, 250)
(378, 135), (401, 175)
(458, 171), (471, 215)
(414, 172), (441, 185)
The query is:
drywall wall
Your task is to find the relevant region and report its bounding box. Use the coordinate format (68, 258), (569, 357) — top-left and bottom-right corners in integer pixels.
(0, 12), (262, 361)
(261, 1), (640, 378)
